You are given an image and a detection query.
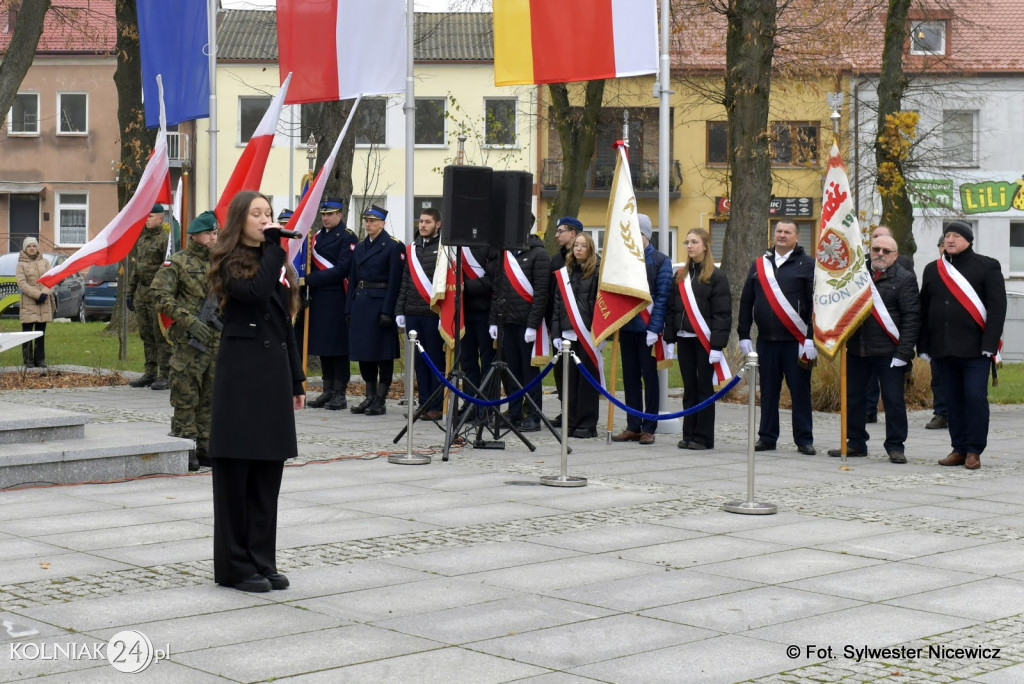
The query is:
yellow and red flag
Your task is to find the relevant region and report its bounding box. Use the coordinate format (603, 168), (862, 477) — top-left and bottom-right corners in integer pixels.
(812, 143), (873, 357)
(493, 0), (658, 86)
(592, 143), (652, 345)
(430, 246), (464, 348)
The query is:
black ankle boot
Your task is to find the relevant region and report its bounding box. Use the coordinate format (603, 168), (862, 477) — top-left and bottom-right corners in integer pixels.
(325, 380), (347, 410)
(365, 382), (390, 416)
(351, 382), (376, 414)
(307, 383), (335, 408)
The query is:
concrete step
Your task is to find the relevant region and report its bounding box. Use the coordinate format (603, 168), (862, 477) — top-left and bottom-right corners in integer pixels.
(0, 400), (88, 444)
(0, 422), (193, 489)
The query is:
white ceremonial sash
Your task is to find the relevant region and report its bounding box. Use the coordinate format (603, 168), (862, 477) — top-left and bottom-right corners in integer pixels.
(503, 251), (549, 363)
(462, 247), (484, 279)
(868, 279), (900, 343)
(681, 276), (732, 384)
(406, 243), (433, 304)
(756, 255), (809, 359)
(310, 232), (334, 271)
(557, 267), (605, 385)
(937, 255), (1002, 362)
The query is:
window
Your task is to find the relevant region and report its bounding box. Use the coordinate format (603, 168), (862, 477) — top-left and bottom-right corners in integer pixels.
(707, 121), (728, 166)
(58, 92), (87, 134)
(770, 122), (819, 166)
(484, 98), (517, 147)
(414, 196), (443, 219)
(8, 92), (39, 134)
(709, 221), (727, 263)
(415, 97), (445, 146)
(1010, 222), (1024, 274)
(57, 193), (88, 246)
(910, 20), (946, 55)
(942, 110), (976, 165)
(239, 96), (272, 144)
(355, 98), (387, 146)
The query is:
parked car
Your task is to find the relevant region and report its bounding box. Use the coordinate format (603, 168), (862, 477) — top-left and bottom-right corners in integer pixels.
(0, 252), (86, 321)
(82, 263), (121, 322)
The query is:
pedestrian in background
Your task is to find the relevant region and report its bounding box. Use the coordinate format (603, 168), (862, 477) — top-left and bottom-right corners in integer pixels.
(16, 236), (53, 369)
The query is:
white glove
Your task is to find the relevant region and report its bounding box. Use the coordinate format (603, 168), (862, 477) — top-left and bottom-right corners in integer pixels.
(645, 331), (658, 347)
(524, 327), (537, 344)
(488, 325), (498, 340)
(802, 339), (818, 361)
(598, 340), (607, 352)
(438, 319), (443, 331)
(739, 339), (753, 355)
(395, 315), (406, 329)
(553, 337), (563, 351)
(919, 352), (931, 362)
(708, 349), (724, 365)
(890, 357), (908, 368)
(983, 351), (994, 358)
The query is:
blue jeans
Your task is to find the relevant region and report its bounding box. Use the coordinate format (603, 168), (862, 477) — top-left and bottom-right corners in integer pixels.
(933, 356), (991, 455)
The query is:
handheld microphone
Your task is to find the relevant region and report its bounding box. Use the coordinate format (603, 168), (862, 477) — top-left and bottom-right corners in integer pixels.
(278, 229), (302, 239)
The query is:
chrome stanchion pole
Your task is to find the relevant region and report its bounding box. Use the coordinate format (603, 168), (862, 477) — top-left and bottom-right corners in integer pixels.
(390, 331), (430, 465)
(541, 340), (587, 487)
(723, 351), (776, 514)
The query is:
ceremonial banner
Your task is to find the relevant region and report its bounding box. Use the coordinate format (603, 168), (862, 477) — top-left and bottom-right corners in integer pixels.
(493, 0), (657, 86)
(592, 143), (652, 344)
(812, 143), (873, 357)
(430, 246), (464, 348)
(277, 0), (406, 103)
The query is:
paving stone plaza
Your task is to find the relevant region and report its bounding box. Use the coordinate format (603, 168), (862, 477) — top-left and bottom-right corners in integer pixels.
(2, 374), (1024, 683)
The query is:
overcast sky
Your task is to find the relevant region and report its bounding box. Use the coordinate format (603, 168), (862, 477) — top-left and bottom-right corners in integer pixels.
(221, 0), (491, 10)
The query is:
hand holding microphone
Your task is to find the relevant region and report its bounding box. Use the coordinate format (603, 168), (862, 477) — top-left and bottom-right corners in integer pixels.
(262, 223), (302, 242)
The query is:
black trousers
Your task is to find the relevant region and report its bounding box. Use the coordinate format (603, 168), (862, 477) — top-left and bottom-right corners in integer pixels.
(319, 355), (351, 392)
(756, 338), (813, 448)
(847, 354), (908, 453)
(501, 323), (542, 420)
(933, 356), (991, 455)
(566, 339), (599, 432)
(407, 314), (445, 412)
(358, 360), (394, 386)
(20, 322), (46, 365)
(676, 336), (716, 447)
(212, 458), (284, 585)
(620, 330), (659, 433)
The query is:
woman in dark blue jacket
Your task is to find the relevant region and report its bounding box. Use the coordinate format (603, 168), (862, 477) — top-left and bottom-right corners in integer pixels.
(208, 190), (305, 593)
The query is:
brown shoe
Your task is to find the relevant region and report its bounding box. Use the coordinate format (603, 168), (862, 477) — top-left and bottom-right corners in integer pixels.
(639, 432), (655, 445)
(965, 453), (981, 470)
(423, 410), (443, 422)
(937, 451), (967, 467)
(611, 430), (641, 442)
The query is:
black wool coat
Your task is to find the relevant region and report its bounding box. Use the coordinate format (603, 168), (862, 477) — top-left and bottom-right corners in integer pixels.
(919, 248), (1006, 358)
(848, 262), (920, 361)
(306, 225), (358, 356)
(737, 245), (814, 342)
(346, 230), (405, 361)
(490, 234), (551, 329)
(666, 260), (733, 350)
(550, 260), (599, 340)
(209, 244), (305, 462)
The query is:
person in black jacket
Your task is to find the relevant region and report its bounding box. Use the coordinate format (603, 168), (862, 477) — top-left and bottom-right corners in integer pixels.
(458, 245), (498, 413)
(547, 217), (581, 406)
(551, 232), (601, 438)
(207, 190), (305, 593)
(827, 235), (919, 463)
(490, 231), (550, 431)
(737, 220), (817, 455)
(305, 199), (358, 411)
(919, 221), (1006, 470)
(667, 228), (732, 451)
(396, 208), (445, 420)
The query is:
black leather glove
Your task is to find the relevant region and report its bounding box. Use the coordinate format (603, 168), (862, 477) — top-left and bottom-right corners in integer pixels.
(262, 227), (283, 243)
(36, 293), (48, 304)
(125, 295), (135, 312)
(187, 319), (213, 346)
(377, 313), (393, 329)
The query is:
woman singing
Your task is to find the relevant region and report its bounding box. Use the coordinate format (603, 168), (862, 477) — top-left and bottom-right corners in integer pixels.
(667, 228), (731, 451)
(208, 191), (305, 593)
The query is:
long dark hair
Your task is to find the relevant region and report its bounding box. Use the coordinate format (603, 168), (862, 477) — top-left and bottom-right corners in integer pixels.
(210, 191), (298, 314)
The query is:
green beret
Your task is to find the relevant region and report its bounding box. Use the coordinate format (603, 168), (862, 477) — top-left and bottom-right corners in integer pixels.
(187, 211), (218, 234)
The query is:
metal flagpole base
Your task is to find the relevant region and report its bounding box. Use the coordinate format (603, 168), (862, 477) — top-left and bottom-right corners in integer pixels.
(389, 453), (432, 465)
(722, 500), (777, 515)
(540, 474), (588, 487)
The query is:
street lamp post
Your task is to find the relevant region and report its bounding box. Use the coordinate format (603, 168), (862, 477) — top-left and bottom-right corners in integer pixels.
(306, 133), (317, 177)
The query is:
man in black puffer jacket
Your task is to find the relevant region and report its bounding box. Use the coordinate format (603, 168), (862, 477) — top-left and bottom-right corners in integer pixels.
(828, 235), (919, 464)
(491, 230), (550, 430)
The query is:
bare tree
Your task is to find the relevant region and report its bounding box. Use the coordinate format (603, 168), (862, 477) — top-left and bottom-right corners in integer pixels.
(0, 0), (52, 127)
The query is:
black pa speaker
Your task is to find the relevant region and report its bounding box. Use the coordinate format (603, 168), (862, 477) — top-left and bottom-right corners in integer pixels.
(491, 170), (533, 251)
(442, 165), (493, 247)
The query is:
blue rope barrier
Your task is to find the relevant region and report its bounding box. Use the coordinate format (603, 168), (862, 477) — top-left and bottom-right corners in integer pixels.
(415, 343), (557, 407)
(574, 355), (743, 420)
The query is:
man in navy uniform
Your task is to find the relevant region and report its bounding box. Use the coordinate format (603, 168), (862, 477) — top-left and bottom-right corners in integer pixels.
(346, 204), (404, 416)
(396, 208), (445, 421)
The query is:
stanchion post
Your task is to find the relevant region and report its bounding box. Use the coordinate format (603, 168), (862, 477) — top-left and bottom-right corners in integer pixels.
(390, 331), (431, 465)
(723, 351), (776, 514)
(541, 340), (586, 487)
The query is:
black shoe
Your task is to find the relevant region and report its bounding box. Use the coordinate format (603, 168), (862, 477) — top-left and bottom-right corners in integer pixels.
(677, 440), (689, 449)
(828, 448), (867, 458)
(754, 440), (775, 452)
(797, 444), (817, 456)
(888, 450), (907, 464)
(519, 417), (541, 432)
(150, 377), (169, 390)
(307, 390), (335, 408)
(686, 442), (710, 450)
(325, 393), (348, 410)
(195, 447), (212, 468)
(229, 574), (271, 593)
(188, 451), (200, 471)
(572, 428), (597, 438)
(866, 413), (878, 424)
(264, 573), (289, 590)
(925, 415), (948, 430)
(351, 382), (376, 414)
(130, 374), (155, 388)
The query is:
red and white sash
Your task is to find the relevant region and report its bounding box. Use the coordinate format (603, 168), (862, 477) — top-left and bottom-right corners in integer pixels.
(755, 255), (809, 360)
(503, 251), (550, 362)
(868, 279), (900, 344)
(637, 306), (675, 369)
(462, 247), (484, 280)
(556, 267), (605, 385)
(679, 277), (732, 384)
(937, 255), (1003, 362)
(310, 231), (334, 272)
(406, 243), (433, 304)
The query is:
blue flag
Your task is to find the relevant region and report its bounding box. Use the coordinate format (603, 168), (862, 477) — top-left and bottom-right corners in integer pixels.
(138, 0), (210, 128)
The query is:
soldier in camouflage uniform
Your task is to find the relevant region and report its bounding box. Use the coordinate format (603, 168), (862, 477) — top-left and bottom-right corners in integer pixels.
(151, 211), (220, 471)
(127, 204), (173, 390)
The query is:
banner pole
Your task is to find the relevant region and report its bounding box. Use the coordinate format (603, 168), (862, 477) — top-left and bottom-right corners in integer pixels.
(605, 331), (620, 442)
(841, 342), (848, 465)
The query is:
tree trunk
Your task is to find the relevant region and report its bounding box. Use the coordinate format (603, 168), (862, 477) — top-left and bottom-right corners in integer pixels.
(110, 0), (152, 356)
(545, 80), (605, 254)
(0, 0), (52, 127)
(302, 101), (357, 235)
(875, 0), (916, 259)
(721, 0), (779, 340)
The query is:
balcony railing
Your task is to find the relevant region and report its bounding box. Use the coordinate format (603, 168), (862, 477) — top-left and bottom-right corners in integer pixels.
(167, 131), (184, 162)
(540, 158), (682, 196)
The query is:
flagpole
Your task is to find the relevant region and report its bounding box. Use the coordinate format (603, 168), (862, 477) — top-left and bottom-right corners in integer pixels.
(207, 0), (218, 208)
(606, 332), (620, 441)
(404, 0), (415, 244)
(841, 343), (848, 465)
